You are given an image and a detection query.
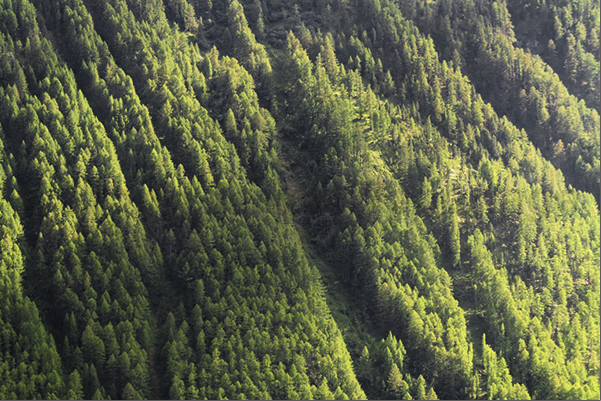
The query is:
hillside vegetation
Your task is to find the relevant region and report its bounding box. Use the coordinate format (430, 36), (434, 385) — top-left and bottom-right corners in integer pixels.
(0, 0), (598, 399)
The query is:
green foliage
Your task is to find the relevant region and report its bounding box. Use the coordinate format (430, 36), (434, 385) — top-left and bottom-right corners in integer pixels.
(0, 0), (598, 400)
(393, 0), (600, 203)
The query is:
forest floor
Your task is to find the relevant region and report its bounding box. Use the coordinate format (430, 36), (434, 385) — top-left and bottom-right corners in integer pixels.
(149, 343), (162, 399)
(279, 136), (386, 399)
(448, 268), (485, 369)
(306, 243), (385, 399)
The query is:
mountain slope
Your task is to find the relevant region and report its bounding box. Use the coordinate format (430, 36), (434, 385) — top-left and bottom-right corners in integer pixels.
(0, 0), (598, 399)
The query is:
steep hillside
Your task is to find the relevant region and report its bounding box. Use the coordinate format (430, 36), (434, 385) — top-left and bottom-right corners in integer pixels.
(0, 0), (598, 399)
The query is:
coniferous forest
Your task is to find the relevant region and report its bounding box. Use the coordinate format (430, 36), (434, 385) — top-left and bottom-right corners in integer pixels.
(0, 0), (599, 399)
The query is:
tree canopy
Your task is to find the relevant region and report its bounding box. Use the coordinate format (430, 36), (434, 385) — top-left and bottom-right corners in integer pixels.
(0, 0), (598, 399)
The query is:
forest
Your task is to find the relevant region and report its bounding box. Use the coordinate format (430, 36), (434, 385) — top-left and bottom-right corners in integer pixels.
(0, 0), (598, 399)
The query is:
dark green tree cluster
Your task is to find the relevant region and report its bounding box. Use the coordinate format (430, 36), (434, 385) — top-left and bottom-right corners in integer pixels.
(0, 127), (75, 399)
(391, 0), (600, 203)
(0, 1), (161, 398)
(506, 0), (600, 112)
(355, 333), (439, 400)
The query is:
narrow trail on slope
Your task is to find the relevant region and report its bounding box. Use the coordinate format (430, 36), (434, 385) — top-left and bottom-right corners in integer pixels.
(149, 343), (162, 399)
(278, 136), (389, 399)
(448, 268), (486, 369)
